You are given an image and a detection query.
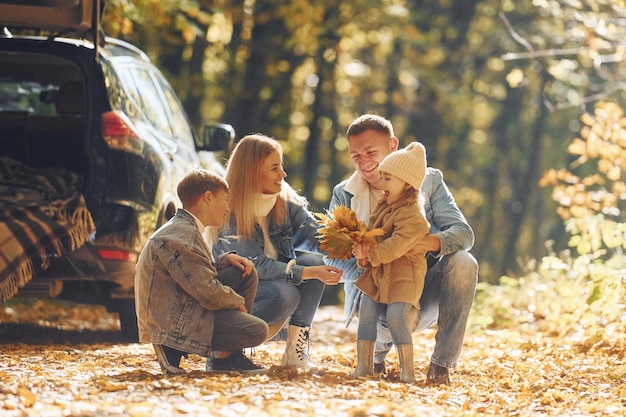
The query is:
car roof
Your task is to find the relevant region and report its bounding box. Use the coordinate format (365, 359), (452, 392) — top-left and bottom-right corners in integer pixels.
(0, 0), (99, 36)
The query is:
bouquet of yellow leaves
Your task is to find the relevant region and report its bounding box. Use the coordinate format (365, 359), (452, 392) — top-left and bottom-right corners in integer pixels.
(314, 205), (385, 260)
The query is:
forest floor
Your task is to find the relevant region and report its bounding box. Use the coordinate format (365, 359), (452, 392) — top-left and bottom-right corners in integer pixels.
(0, 298), (624, 417)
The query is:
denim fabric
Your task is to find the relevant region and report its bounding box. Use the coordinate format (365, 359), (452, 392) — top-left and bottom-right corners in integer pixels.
(343, 281), (361, 322)
(213, 202), (326, 328)
(358, 296), (417, 345)
(214, 200), (321, 285)
(252, 280), (300, 326)
(211, 309), (268, 351)
(326, 167), (478, 368)
(211, 267), (268, 351)
(135, 209), (259, 356)
(374, 251), (478, 368)
(288, 254), (326, 327)
(327, 167), (475, 320)
(247, 254), (326, 327)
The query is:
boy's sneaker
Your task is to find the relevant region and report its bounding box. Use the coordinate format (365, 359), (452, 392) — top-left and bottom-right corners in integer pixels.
(210, 351), (267, 374)
(153, 344), (186, 375)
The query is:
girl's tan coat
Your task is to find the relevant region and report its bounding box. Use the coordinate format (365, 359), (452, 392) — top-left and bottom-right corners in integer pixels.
(355, 196), (430, 309)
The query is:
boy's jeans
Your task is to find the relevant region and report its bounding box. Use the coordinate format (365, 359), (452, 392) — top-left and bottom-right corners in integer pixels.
(210, 266), (268, 352)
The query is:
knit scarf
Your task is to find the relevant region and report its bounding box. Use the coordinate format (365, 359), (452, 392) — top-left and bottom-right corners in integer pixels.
(254, 193), (279, 259)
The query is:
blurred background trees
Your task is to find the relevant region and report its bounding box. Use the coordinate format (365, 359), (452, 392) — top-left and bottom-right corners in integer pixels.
(100, 0), (626, 285)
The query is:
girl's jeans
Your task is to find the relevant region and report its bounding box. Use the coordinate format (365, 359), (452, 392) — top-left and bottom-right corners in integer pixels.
(358, 295), (417, 345)
(251, 253), (325, 328)
(375, 250), (478, 368)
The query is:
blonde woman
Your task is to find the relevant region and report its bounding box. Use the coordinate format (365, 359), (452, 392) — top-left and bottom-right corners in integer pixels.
(212, 134), (342, 369)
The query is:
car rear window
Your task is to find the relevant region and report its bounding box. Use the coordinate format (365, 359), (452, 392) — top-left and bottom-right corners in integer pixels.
(0, 52), (82, 116)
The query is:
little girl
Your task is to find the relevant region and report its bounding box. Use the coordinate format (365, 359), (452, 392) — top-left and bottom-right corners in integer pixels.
(351, 141), (430, 383)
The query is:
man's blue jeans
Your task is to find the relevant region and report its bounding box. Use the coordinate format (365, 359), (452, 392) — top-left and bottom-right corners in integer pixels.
(374, 251), (478, 368)
(251, 253), (325, 328)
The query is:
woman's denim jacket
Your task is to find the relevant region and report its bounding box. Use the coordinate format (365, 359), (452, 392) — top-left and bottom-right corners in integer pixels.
(213, 200), (321, 285)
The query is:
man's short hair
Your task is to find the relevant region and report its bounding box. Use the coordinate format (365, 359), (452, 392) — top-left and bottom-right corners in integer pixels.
(177, 169), (228, 207)
(346, 114), (394, 138)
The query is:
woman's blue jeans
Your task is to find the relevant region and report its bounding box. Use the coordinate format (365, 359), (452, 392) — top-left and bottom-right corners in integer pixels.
(251, 253), (325, 328)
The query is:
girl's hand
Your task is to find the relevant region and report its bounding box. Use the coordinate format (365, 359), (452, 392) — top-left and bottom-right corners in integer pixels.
(352, 242), (369, 259)
(353, 242), (371, 269)
(351, 243), (363, 259)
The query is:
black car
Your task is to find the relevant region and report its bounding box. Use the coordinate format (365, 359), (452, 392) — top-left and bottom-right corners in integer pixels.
(0, 0), (234, 340)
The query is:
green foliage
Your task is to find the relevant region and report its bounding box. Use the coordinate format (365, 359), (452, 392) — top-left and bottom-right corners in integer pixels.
(540, 102), (626, 258)
(472, 100), (626, 346)
(471, 251), (625, 350)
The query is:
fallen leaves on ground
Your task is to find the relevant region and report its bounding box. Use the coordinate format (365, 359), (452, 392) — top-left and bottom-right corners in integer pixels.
(0, 299), (624, 416)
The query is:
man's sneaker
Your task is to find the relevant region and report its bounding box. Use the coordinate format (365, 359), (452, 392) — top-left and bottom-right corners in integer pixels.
(374, 361), (386, 376)
(210, 351), (267, 374)
(153, 344), (186, 375)
(425, 362), (451, 385)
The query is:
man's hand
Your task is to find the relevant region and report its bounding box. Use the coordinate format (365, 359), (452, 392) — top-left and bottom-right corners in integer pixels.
(405, 234), (441, 256)
(225, 253), (255, 277)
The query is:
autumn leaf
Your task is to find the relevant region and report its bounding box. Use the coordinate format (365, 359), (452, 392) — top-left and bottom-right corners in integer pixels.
(314, 206), (385, 260)
(317, 226), (354, 260)
(17, 387), (36, 407)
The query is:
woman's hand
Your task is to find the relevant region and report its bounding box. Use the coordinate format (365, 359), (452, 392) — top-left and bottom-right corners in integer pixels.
(302, 265), (343, 285)
(225, 253), (255, 277)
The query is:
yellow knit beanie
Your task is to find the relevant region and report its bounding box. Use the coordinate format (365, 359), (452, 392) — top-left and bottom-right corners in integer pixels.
(378, 142), (427, 190)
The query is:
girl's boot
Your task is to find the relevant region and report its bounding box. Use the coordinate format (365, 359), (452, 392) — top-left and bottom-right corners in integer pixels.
(351, 339), (375, 377)
(396, 344), (416, 383)
(281, 325), (314, 369)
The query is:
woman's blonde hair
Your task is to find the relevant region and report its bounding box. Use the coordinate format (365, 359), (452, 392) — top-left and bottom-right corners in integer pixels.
(225, 134), (307, 239)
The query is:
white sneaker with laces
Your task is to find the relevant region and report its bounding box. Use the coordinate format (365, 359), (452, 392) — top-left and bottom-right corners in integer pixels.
(281, 325), (315, 369)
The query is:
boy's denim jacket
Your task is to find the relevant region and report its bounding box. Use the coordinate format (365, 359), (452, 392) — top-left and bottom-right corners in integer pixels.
(135, 209), (244, 356)
(213, 200), (322, 285)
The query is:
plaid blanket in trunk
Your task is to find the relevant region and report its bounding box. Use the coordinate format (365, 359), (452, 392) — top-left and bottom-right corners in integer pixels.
(0, 157), (96, 303)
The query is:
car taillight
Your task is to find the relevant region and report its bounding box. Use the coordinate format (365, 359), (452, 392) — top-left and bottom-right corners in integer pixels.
(101, 111), (144, 155)
(97, 248), (138, 263)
